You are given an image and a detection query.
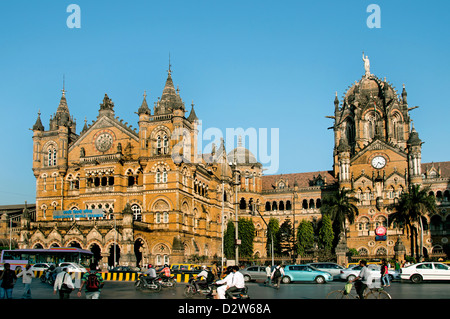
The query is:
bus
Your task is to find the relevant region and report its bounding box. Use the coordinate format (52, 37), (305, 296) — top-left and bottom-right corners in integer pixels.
(0, 247), (93, 270)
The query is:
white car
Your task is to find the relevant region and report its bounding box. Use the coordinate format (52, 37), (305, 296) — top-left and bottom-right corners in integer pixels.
(308, 262), (346, 280)
(30, 263), (54, 272)
(339, 264), (400, 281)
(58, 262), (88, 273)
(401, 262), (450, 283)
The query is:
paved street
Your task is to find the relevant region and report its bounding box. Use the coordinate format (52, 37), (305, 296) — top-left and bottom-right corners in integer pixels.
(6, 279), (450, 300)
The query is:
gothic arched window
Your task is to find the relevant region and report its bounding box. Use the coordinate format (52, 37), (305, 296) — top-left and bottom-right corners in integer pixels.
(47, 146), (57, 166)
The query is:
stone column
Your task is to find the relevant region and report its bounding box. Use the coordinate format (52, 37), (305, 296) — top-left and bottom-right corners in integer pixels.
(120, 204), (136, 266)
(394, 236), (406, 263)
(335, 232), (349, 267)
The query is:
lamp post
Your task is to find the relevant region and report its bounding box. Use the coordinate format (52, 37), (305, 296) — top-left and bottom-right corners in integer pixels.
(221, 181), (225, 273)
(254, 203), (274, 267)
(292, 192), (298, 264)
(230, 161), (240, 265)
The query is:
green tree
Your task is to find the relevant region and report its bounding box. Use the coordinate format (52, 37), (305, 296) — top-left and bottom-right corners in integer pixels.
(224, 220), (235, 259)
(296, 220), (314, 256)
(277, 219), (293, 256)
(388, 184), (437, 261)
(318, 215), (334, 252)
(238, 218), (255, 257)
(321, 188), (359, 237)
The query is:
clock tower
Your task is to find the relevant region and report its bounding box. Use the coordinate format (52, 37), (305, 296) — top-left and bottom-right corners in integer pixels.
(330, 55), (424, 256)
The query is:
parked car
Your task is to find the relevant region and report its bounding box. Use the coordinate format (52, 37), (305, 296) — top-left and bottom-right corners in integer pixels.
(401, 262), (450, 283)
(282, 265), (333, 284)
(109, 266), (141, 273)
(308, 262), (345, 280)
(241, 266), (269, 282)
(58, 262), (88, 273)
(339, 264), (400, 282)
(30, 263), (54, 272)
(170, 264), (202, 275)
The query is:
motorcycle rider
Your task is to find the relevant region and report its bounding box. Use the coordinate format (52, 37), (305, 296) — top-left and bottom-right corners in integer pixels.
(215, 266), (235, 299)
(225, 266), (246, 299)
(193, 265), (213, 292)
(144, 264), (157, 285)
(160, 264), (171, 282)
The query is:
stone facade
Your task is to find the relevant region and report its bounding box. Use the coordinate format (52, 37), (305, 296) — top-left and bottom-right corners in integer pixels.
(3, 59), (449, 268)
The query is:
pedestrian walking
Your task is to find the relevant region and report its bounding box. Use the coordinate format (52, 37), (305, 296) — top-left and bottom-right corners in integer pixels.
(264, 264), (272, 286)
(381, 259), (390, 287)
(54, 267), (74, 299)
(77, 263), (104, 299)
(395, 260), (401, 274)
(0, 263), (17, 299)
(271, 263), (284, 289)
(16, 263), (35, 299)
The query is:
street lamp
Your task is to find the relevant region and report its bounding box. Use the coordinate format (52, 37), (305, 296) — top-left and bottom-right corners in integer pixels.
(230, 161), (240, 265)
(292, 192), (298, 264)
(253, 203), (274, 267)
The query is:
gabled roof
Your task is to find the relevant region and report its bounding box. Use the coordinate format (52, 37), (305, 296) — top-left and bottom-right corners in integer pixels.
(69, 114), (138, 151)
(262, 170), (336, 191)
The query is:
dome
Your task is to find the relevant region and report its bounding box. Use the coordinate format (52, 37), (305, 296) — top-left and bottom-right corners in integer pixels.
(343, 74), (398, 107)
(227, 146), (258, 165)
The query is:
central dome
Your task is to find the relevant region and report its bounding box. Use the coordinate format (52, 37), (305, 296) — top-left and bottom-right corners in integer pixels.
(226, 137), (258, 165)
(227, 146), (257, 165)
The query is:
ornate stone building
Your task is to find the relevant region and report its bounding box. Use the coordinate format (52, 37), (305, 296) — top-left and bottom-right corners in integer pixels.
(27, 67), (247, 268)
(1, 58), (449, 267)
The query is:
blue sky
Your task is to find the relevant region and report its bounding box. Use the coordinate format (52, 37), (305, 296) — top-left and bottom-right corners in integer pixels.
(0, 0), (449, 205)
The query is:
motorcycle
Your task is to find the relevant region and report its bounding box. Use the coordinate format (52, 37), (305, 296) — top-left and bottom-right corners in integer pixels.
(40, 269), (55, 285)
(221, 285), (250, 299)
(156, 274), (177, 289)
(183, 277), (215, 299)
(134, 274), (162, 292)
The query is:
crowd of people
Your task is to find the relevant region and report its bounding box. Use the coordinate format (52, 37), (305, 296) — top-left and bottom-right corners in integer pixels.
(0, 262), (104, 299)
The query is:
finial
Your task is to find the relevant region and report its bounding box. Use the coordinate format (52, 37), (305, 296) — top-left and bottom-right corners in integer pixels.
(143, 90), (147, 99)
(191, 100), (194, 107)
(168, 53), (172, 75)
(61, 74), (66, 96)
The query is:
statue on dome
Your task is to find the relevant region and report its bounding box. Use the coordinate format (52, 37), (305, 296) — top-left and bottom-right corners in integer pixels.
(362, 52), (371, 77)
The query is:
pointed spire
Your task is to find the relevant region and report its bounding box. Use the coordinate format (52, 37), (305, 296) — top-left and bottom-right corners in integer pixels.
(81, 117), (88, 134)
(187, 100), (198, 122)
(334, 91), (339, 110)
(32, 110), (44, 131)
(155, 61), (185, 114)
(138, 90), (151, 115)
(53, 80), (71, 127)
(402, 83), (408, 104)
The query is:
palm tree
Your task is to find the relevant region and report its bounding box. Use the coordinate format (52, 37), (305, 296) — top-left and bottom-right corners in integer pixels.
(321, 188), (359, 238)
(388, 184), (437, 261)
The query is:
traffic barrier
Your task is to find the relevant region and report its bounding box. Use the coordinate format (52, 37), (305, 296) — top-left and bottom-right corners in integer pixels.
(32, 270), (198, 282)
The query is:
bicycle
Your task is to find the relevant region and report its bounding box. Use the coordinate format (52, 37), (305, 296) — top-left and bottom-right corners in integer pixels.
(327, 282), (391, 299)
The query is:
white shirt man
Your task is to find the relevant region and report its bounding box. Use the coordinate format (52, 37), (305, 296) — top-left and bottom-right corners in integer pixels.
(216, 267), (234, 299)
(225, 266), (245, 299)
(53, 268), (74, 299)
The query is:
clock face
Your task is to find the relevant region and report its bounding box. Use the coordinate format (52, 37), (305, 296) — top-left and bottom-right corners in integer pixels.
(371, 156), (386, 169)
(95, 133), (113, 152)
